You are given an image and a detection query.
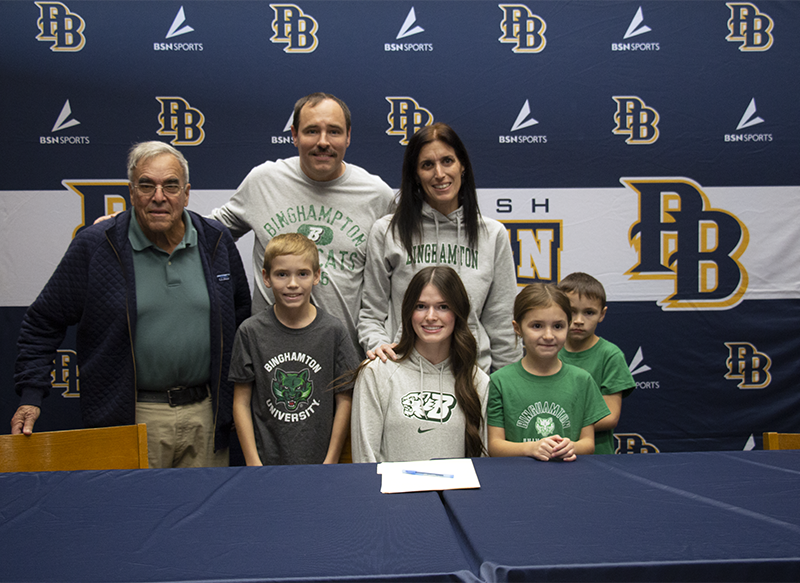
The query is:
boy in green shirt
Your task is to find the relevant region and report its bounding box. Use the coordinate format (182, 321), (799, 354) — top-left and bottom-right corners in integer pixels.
(557, 273), (635, 454)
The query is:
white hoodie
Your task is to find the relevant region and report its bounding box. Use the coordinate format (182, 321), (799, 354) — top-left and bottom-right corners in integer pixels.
(351, 349), (489, 463)
(358, 202), (521, 372)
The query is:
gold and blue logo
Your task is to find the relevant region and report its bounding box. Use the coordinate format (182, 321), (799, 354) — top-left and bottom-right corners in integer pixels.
(615, 433), (660, 454)
(624, 177), (749, 310)
(51, 349), (80, 398)
(726, 3), (773, 51)
(156, 97), (206, 146)
(35, 1), (85, 52)
(725, 342), (772, 389)
(63, 180), (130, 239)
(386, 97), (434, 145)
(613, 96), (660, 145)
(498, 4), (546, 53)
(270, 4), (319, 53)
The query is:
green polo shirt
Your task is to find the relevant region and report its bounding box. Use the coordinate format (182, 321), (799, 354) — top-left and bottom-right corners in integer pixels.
(129, 210), (211, 391)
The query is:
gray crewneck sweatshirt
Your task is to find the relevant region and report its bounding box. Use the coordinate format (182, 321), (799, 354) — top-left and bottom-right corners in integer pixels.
(210, 156), (394, 355)
(351, 348), (489, 463)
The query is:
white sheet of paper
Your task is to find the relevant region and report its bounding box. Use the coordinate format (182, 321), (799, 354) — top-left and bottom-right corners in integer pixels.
(377, 458), (480, 494)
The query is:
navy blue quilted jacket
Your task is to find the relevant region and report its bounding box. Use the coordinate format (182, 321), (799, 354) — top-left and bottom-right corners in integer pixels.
(14, 210), (251, 451)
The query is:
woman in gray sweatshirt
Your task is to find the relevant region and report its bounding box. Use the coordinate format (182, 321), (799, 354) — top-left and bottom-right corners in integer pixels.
(358, 123), (520, 373)
(351, 266), (489, 463)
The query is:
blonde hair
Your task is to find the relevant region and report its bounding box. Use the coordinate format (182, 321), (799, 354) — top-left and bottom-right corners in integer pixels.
(262, 233), (320, 274)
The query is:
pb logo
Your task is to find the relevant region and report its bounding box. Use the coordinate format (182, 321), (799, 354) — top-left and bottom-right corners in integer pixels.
(51, 349), (80, 398)
(613, 96), (659, 144)
(386, 97), (434, 145)
(35, 1), (86, 52)
(615, 433), (659, 454)
(498, 4), (546, 53)
(156, 97), (206, 146)
(724, 342), (772, 389)
(624, 178), (749, 310)
(63, 180), (130, 238)
(503, 221), (562, 285)
(270, 4), (319, 53)
(726, 3), (773, 51)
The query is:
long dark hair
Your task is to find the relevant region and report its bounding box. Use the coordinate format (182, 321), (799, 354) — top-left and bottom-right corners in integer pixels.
(394, 266), (485, 457)
(390, 123), (481, 260)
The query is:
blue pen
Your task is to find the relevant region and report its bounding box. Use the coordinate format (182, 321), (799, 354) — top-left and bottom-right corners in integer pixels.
(402, 469), (454, 479)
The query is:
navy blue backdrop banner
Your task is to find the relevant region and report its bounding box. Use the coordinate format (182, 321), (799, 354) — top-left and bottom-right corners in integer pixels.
(2, 1), (799, 452)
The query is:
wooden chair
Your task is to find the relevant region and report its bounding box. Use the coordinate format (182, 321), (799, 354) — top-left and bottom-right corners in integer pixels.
(0, 424), (148, 472)
(338, 435), (353, 464)
(763, 432), (800, 451)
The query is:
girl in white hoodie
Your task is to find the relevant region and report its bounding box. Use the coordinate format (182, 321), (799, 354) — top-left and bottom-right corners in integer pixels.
(351, 266), (489, 463)
(358, 123), (521, 373)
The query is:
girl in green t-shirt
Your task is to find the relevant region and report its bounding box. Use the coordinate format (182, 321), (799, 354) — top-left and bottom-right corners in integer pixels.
(487, 284), (609, 461)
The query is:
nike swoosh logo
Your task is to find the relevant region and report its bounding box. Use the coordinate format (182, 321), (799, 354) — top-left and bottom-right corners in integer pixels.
(418, 427), (435, 434)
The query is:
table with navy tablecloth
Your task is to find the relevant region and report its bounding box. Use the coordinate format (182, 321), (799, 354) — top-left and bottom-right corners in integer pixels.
(1, 451), (799, 582)
(443, 451), (800, 582)
(0, 462), (476, 582)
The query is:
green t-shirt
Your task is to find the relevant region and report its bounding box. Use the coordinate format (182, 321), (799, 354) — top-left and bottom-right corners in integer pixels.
(488, 360), (609, 445)
(129, 210), (211, 391)
(559, 337), (635, 454)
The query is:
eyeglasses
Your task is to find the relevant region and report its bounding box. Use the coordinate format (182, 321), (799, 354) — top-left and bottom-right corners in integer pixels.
(134, 183), (184, 196)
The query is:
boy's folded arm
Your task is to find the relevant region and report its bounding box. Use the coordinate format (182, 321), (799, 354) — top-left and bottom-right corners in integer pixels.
(594, 393), (622, 431)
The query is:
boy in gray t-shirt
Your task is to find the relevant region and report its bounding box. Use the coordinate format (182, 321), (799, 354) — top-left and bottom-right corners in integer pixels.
(229, 234), (359, 465)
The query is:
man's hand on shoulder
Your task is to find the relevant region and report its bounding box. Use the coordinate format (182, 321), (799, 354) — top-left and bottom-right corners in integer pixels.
(10, 405), (40, 435)
(93, 211), (121, 225)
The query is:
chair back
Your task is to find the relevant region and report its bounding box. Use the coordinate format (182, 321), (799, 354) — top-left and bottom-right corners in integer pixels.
(338, 435), (352, 464)
(0, 424), (148, 472)
(763, 432), (800, 451)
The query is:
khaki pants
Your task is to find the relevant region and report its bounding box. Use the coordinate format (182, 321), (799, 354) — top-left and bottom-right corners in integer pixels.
(135, 396), (229, 469)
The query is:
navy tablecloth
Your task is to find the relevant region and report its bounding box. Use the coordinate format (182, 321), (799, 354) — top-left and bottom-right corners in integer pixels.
(0, 462), (477, 582)
(441, 451), (800, 582)
(3, 451), (800, 582)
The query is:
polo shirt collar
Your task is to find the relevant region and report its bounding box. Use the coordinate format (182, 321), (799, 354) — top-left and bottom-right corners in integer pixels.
(129, 209), (197, 253)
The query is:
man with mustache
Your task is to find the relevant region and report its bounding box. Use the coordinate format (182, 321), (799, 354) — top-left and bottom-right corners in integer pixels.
(211, 93), (393, 356)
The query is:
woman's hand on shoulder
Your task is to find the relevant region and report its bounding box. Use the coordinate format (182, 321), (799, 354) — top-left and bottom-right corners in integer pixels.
(367, 343), (398, 362)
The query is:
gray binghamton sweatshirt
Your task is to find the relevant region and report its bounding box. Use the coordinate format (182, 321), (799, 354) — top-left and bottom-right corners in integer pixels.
(351, 348), (489, 463)
(358, 202), (521, 373)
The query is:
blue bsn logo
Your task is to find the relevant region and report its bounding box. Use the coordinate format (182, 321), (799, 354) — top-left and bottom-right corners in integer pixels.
(624, 178), (749, 310)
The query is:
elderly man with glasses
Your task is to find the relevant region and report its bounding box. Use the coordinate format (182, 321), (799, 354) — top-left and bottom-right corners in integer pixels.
(12, 141), (251, 468)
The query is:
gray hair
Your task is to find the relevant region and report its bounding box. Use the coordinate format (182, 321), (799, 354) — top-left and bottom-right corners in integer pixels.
(127, 141), (189, 183)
